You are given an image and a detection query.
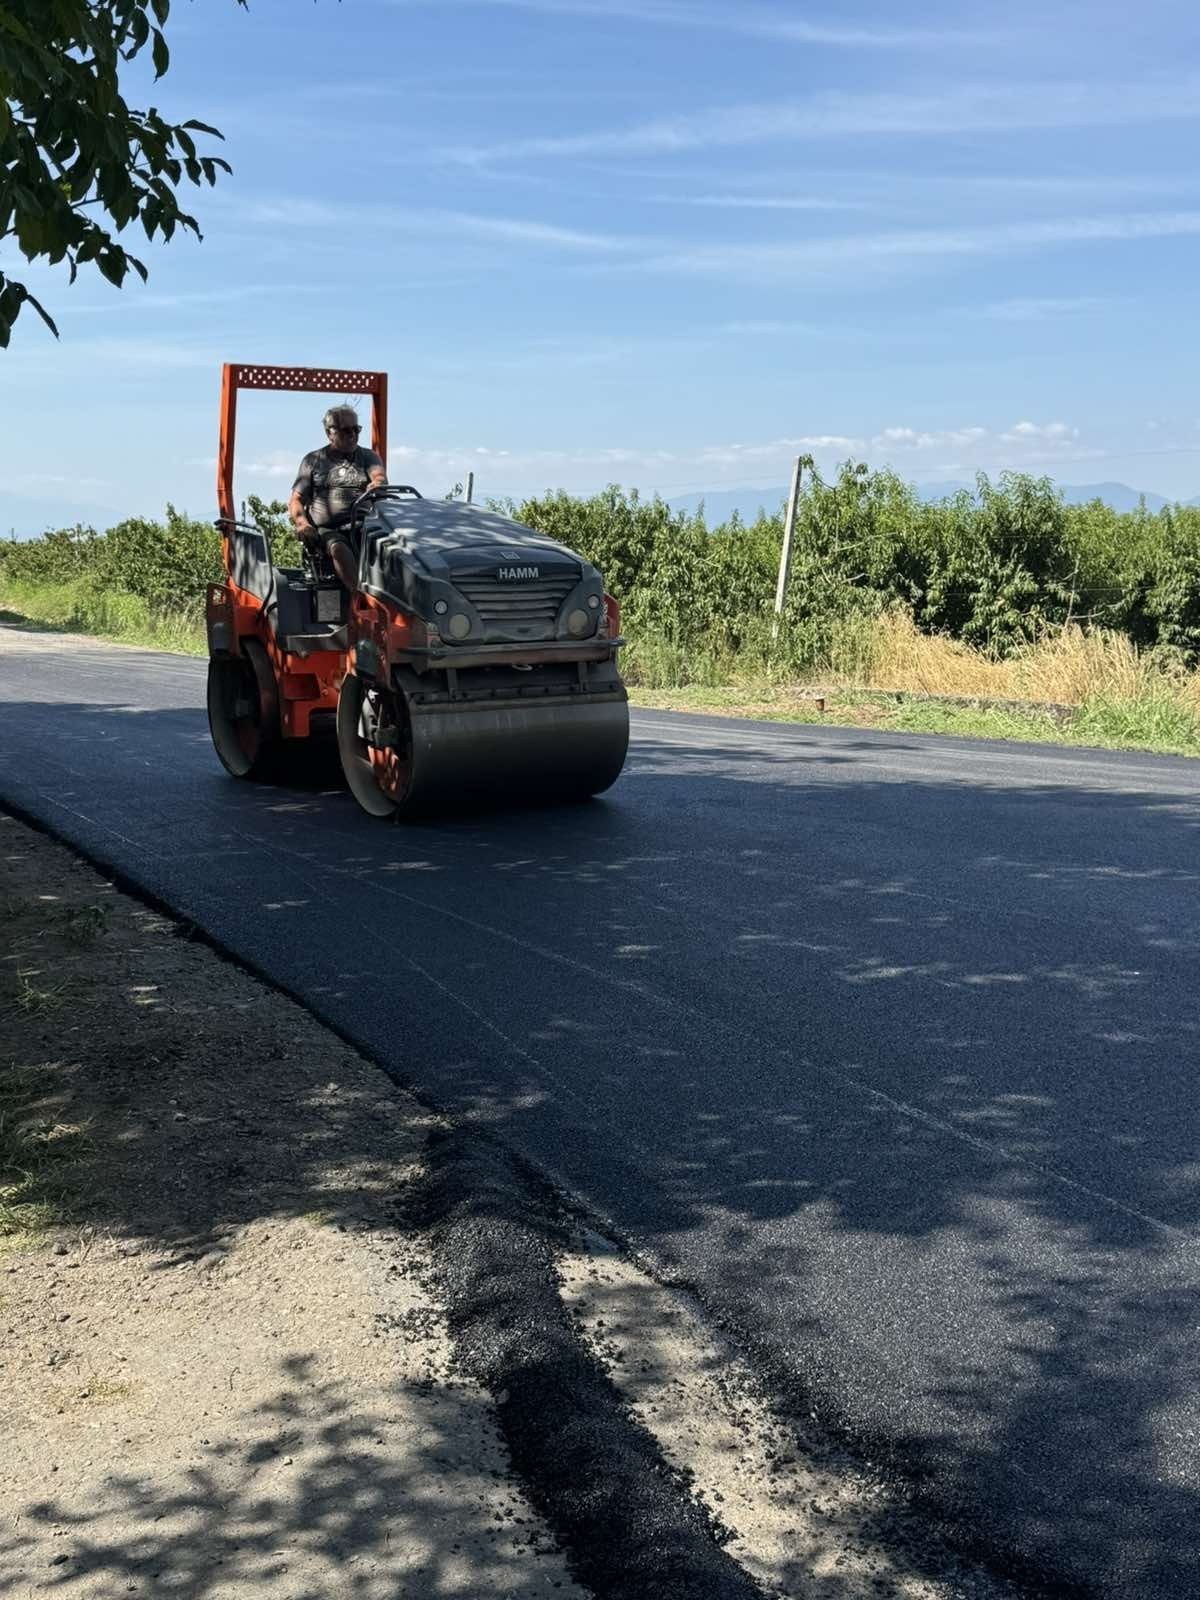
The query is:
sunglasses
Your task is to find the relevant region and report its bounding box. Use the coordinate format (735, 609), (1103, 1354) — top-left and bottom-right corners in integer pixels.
(329, 424), (362, 436)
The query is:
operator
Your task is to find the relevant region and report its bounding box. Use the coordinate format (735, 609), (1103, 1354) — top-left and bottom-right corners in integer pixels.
(288, 404), (386, 591)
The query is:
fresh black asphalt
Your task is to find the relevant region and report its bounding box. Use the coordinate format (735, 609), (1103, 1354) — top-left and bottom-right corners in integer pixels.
(2, 628), (1198, 1598)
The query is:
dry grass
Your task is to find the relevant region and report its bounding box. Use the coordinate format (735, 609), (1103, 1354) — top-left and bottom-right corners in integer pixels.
(828, 611), (1200, 710)
(633, 612), (1200, 755)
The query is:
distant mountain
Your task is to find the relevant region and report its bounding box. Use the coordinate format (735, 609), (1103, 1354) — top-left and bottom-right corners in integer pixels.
(667, 486), (790, 525)
(2, 494), (125, 539)
(1066, 482), (1172, 512)
(669, 480), (1193, 527)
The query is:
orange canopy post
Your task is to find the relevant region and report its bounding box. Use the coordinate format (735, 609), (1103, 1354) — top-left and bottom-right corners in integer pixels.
(216, 363), (389, 527)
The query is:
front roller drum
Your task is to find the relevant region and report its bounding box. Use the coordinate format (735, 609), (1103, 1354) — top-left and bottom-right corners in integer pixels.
(207, 638), (281, 780)
(337, 673), (629, 819)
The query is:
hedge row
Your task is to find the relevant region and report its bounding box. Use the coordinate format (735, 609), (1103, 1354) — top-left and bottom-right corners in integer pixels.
(3, 469), (1199, 670)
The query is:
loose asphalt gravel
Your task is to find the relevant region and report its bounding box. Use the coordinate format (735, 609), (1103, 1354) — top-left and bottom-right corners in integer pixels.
(2, 625), (1198, 1598)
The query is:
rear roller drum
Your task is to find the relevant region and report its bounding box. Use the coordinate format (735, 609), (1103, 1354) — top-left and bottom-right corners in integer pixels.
(337, 673), (411, 818)
(206, 639), (281, 780)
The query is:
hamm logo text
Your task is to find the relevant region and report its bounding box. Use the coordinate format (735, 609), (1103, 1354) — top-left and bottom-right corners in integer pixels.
(498, 565), (540, 581)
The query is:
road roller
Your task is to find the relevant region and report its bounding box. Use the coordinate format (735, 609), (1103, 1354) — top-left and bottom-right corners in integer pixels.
(204, 363), (629, 817)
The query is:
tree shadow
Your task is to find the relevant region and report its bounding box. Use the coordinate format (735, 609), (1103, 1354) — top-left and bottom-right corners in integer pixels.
(0, 609), (77, 634)
(2, 1361), (570, 1597)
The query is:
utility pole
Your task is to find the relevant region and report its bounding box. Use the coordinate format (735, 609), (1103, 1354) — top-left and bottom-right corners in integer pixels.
(465, 471), (475, 504)
(772, 454), (804, 638)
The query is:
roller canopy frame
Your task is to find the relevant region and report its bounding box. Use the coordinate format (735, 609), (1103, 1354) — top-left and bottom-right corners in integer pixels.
(216, 362), (389, 530)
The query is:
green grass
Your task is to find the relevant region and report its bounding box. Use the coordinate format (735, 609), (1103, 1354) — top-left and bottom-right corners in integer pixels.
(0, 578), (206, 655)
(5, 577), (1198, 759)
(873, 691), (1200, 755)
(1068, 695), (1200, 757)
(630, 686), (1200, 757)
(874, 700), (1067, 743)
(0, 1065), (92, 1242)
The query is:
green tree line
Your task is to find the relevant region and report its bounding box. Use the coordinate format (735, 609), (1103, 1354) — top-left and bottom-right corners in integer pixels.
(3, 469), (1199, 673)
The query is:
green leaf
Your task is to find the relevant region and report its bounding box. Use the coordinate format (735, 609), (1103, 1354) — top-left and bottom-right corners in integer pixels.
(151, 27), (169, 79)
(24, 289), (60, 339)
(0, 0), (241, 346)
(97, 248), (127, 287)
(128, 8), (150, 55)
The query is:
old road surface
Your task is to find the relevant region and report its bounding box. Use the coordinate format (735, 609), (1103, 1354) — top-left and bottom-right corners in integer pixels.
(2, 624), (1198, 1599)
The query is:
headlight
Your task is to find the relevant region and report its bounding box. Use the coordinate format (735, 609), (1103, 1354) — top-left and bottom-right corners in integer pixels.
(567, 608), (590, 636)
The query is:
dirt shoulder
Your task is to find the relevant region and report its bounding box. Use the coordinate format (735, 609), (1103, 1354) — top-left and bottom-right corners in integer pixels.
(0, 812), (582, 1598)
(1, 804), (1050, 1600)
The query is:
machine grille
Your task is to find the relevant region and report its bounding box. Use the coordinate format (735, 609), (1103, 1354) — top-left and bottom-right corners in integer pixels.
(454, 571), (577, 625)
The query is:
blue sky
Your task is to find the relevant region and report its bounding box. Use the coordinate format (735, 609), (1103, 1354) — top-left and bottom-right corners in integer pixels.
(4, 0), (1200, 528)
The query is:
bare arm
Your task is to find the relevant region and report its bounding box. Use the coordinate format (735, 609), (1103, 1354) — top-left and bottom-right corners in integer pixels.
(289, 454), (315, 535)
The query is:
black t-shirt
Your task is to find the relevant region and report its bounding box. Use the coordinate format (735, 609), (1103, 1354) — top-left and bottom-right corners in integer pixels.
(292, 445), (383, 527)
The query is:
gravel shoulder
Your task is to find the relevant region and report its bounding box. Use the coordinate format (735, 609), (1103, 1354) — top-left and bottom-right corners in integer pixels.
(0, 812), (581, 1598)
(1, 786), (1051, 1600)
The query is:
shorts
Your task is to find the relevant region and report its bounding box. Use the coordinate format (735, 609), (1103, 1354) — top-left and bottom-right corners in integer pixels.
(304, 522), (354, 556)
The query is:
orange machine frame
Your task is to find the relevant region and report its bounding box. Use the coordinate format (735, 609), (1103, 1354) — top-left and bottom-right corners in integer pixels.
(211, 363), (389, 741)
(216, 362), (388, 530)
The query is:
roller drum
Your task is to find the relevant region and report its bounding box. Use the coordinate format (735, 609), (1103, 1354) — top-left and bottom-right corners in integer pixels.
(405, 692), (629, 809)
(337, 671), (629, 817)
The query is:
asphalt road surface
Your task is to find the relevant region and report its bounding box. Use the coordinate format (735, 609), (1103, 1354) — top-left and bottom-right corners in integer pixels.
(3, 624), (1198, 1598)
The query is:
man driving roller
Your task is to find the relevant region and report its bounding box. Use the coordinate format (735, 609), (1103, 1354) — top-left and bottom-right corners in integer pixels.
(289, 404), (386, 591)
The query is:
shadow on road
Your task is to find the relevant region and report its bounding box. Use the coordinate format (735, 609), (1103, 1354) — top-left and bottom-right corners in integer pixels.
(3, 695), (1199, 1596)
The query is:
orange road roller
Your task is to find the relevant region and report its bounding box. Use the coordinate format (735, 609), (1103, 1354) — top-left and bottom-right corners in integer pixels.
(205, 363), (629, 817)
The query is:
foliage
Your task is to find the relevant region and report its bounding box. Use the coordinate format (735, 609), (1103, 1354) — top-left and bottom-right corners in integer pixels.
(0, 0), (244, 345)
(0, 573), (206, 652)
(246, 494), (303, 568)
(503, 486), (711, 635)
(4, 467), (1200, 699)
(95, 504), (221, 604)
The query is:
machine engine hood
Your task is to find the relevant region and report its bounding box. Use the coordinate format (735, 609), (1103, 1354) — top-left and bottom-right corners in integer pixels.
(369, 498), (587, 575)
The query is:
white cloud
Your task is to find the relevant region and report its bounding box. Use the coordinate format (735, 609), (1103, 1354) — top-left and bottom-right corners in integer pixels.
(653, 194), (869, 212)
(443, 77), (1200, 165)
(222, 195), (637, 254)
(389, 0), (986, 50)
(867, 422), (1085, 466)
(229, 422), (1108, 501)
(243, 450), (300, 480)
(56, 284), (326, 317)
(631, 210), (1200, 283)
(1000, 421), (1079, 443)
(872, 426), (988, 450)
(716, 318), (847, 337)
(3, 337), (220, 372)
(976, 296), (1114, 321)
(7, 472), (114, 492)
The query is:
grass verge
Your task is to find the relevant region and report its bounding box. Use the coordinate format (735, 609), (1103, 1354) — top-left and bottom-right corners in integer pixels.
(3, 581), (1199, 757)
(627, 613), (1200, 757)
(629, 686), (1200, 756)
(0, 578), (206, 655)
